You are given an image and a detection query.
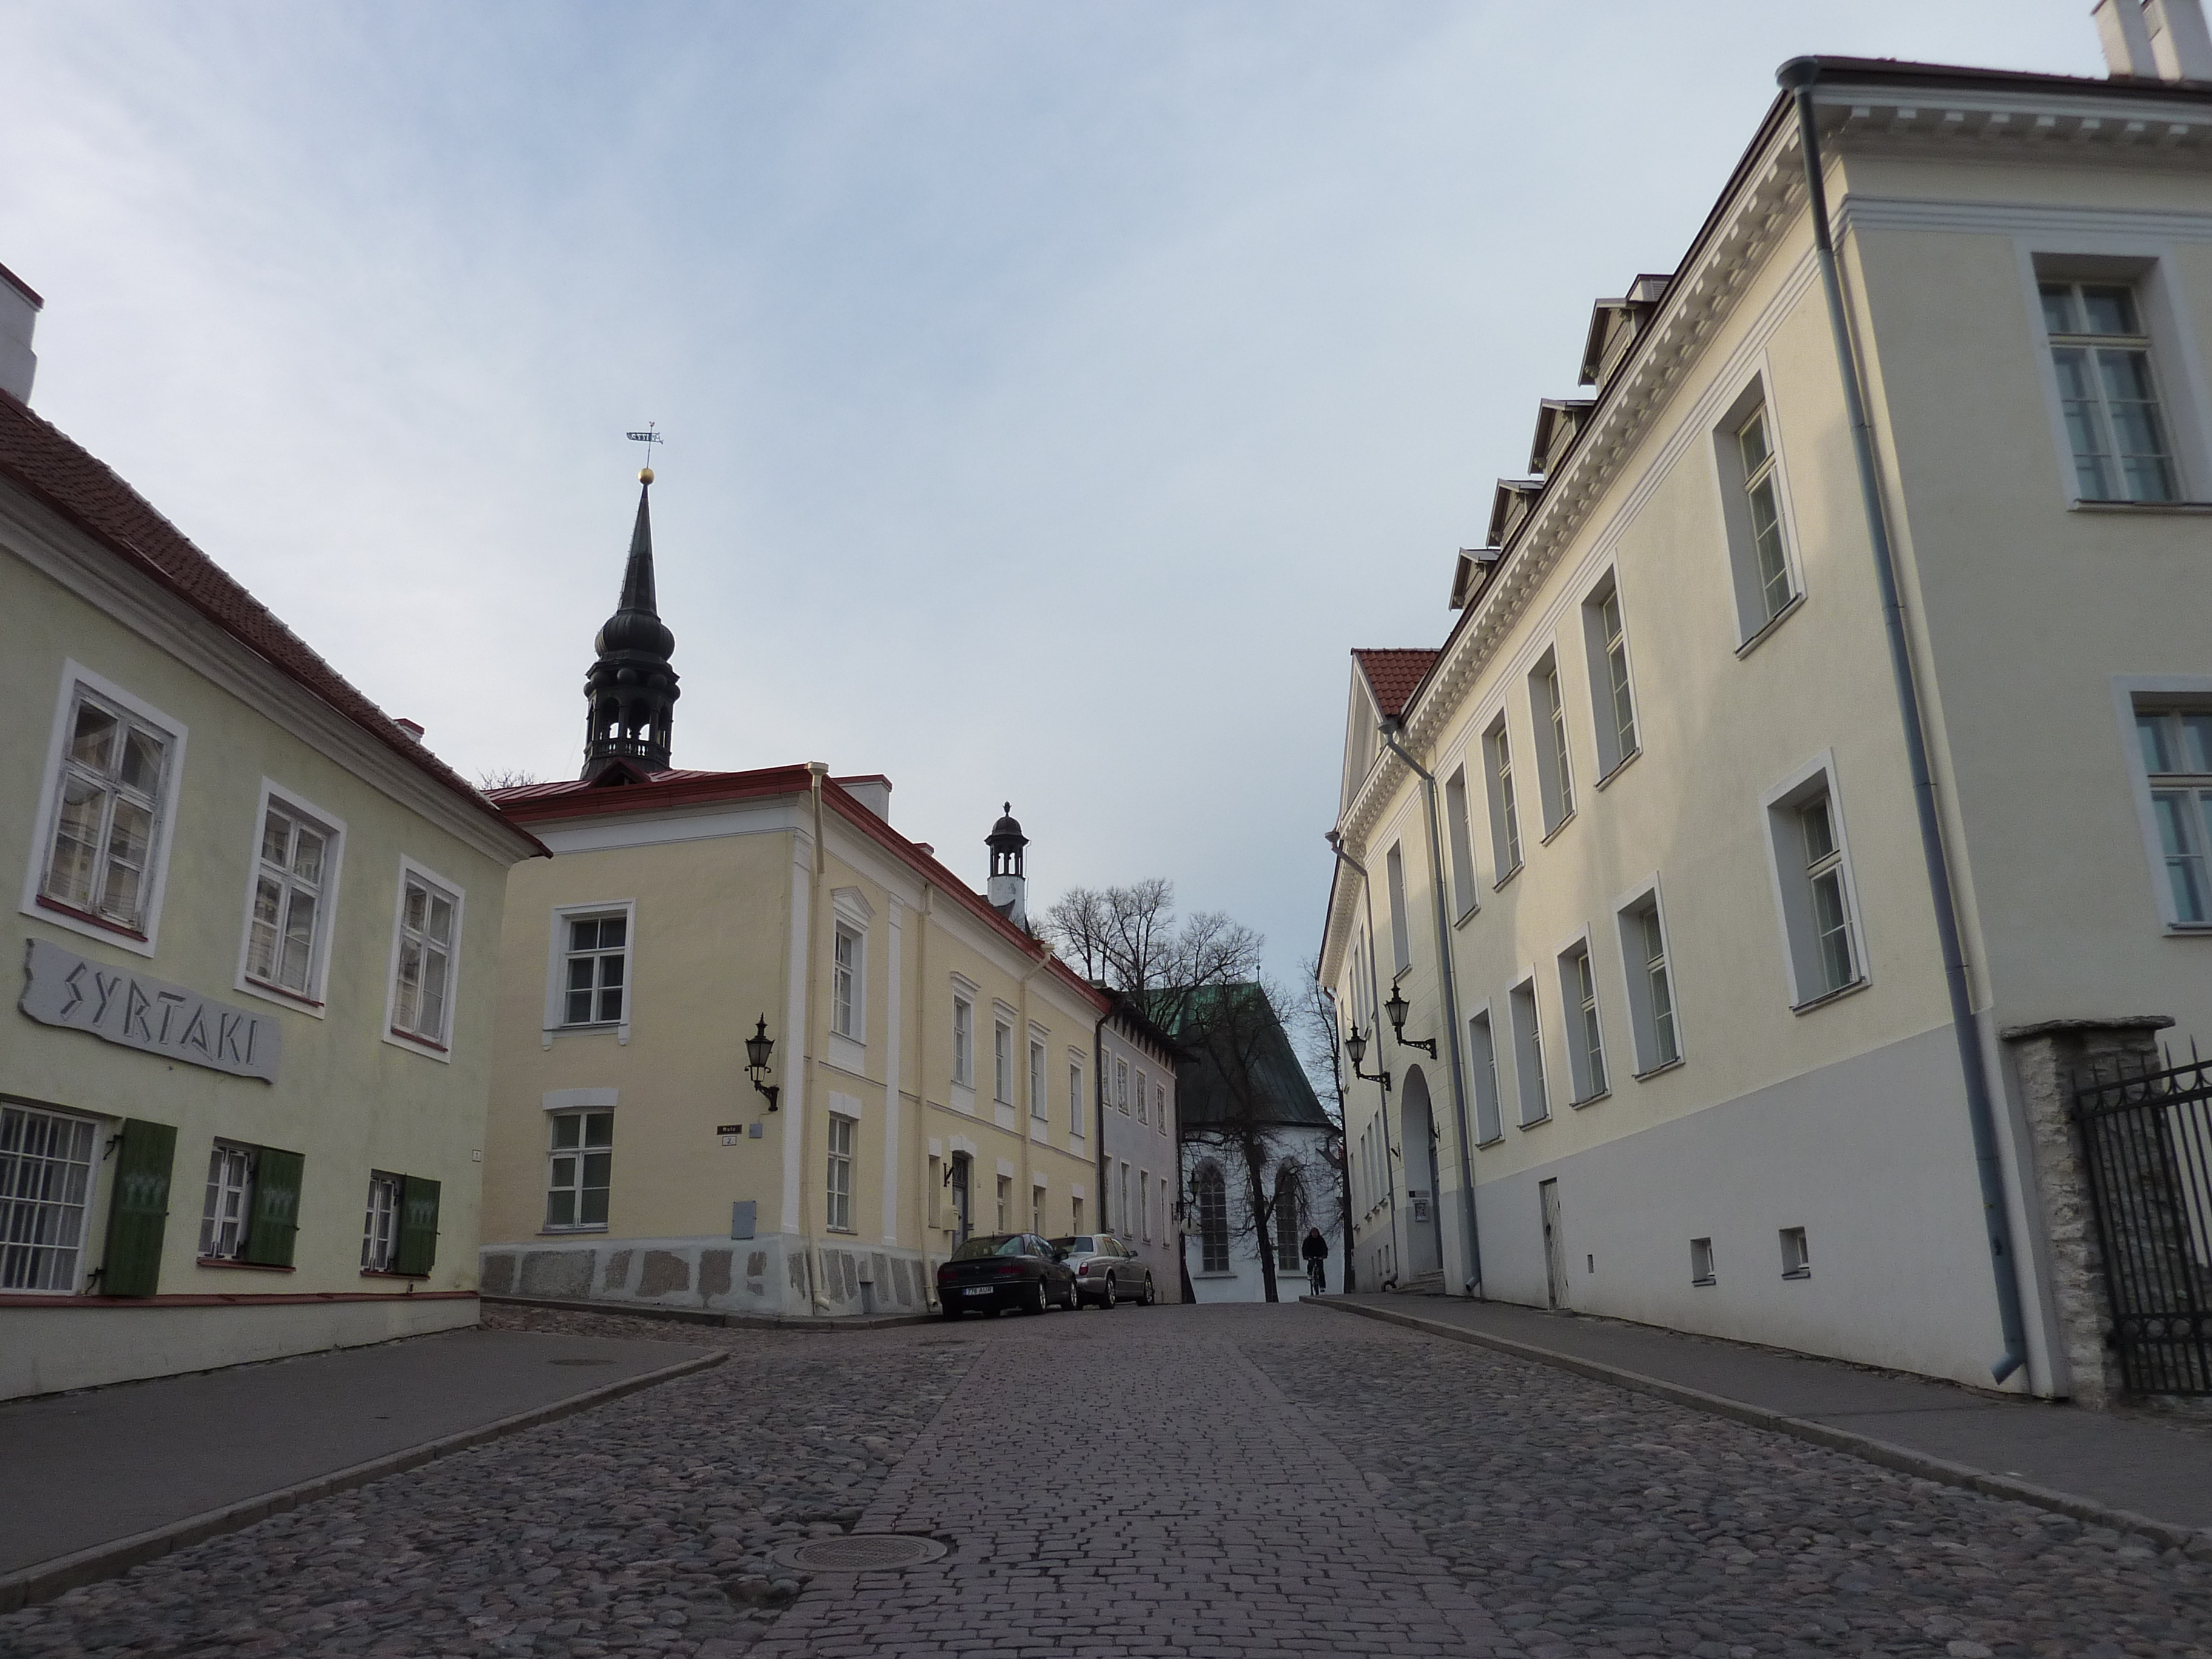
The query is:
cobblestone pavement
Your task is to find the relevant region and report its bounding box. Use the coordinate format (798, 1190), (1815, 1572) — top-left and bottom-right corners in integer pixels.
(6, 1301), (2212, 1658)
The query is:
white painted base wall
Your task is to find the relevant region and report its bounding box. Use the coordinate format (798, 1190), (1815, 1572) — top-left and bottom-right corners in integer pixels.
(1463, 1023), (2017, 1389)
(481, 1233), (935, 1318)
(0, 1297), (479, 1401)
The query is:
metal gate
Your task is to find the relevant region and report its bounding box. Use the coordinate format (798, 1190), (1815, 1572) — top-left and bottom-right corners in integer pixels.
(2070, 1049), (2212, 1395)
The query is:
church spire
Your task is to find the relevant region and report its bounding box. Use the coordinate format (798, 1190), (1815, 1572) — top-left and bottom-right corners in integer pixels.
(581, 468), (680, 781)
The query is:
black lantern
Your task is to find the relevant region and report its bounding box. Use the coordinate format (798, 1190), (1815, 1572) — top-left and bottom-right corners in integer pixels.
(745, 1014), (780, 1110)
(1344, 1022), (1390, 1091)
(1384, 985), (1437, 1058)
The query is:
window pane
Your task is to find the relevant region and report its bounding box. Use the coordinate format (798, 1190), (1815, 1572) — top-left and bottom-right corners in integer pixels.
(427, 894), (454, 945)
(2082, 284), (2138, 336)
(582, 1152), (611, 1188)
(2142, 713), (2177, 774)
(598, 955), (624, 989)
(569, 918), (598, 952)
(291, 825), (325, 883)
(567, 958), (595, 992)
(101, 799), (153, 922)
(584, 1112), (614, 1145)
(598, 917), (625, 949)
(69, 703), (118, 769)
(279, 890), (317, 990)
(2097, 349), (2176, 503)
(1812, 871), (1855, 989)
(45, 779), (104, 908)
(1748, 479), (1791, 618)
(551, 1154), (576, 1186)
(552, 1114), (580, 1150)
(2155, 793), (2210, 922)
(1801, 799), (1835, 865)
(404, 883), (427, 933)
(567, 988), (594, 1024)
(2185, 716), (2212, 776)
(118, 728), (164, 794)
(261, 809), (291, 867)
(548, 1190), (575, 1227)
(597, 985), (623, 1022)
(2039, 283), (2076, 334)
(1737, 409), (1769, 473)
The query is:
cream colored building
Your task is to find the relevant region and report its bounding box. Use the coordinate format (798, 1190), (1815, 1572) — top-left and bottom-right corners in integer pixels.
(478, 480), (1107, 1318)
(1, 279), (540, 1399)
(1323, 22), (2212, 1398)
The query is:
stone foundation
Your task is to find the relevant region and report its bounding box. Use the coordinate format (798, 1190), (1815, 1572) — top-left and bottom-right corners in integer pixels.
(478, 1234), (932, 1319)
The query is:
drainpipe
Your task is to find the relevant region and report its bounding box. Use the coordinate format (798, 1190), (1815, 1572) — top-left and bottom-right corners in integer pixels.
(1094, 1002), (1111, 1236)
(802, 762), (830, 1312)
(1326, 831), (1403, 1289)
(1376, 722), (1483, 1298)
(1779, 60), (2028, 1386)
(916, 883), (936, 1309)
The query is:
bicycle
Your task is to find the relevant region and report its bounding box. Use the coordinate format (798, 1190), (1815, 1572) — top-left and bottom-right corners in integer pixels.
(1306, 1257), (1326, 1298)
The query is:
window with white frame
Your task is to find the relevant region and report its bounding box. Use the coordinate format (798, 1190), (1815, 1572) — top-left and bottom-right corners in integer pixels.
(1780, 1226), (1811, 1279)
(1135, 1068), (1148, 1124)
(1529, 653), (1576, 834)
(1558, 941), (1608, 1102)
(1444, 766), (1479, 919)
(1118, 1162), (1131, 1234)
(831, 923), (863, 1039)
(1616, 892), (1681, 1073)
(1715, 384), (1801, 640)
(1030, 1037), (1048, 1119)
(1032, 1180), (1045, 1236)
(996, 1174), (1011, 1232)
(1195, 1164), (1229, 1272)
(1070, 1059), (1085, 1135)
(2042, 278), (2178, 503)
(361, 1171), (403, 1272)
(952, 994), (975, 1088)
(1467, 1011), (1504, 1145)
(0, 1102), (98, 1292)
(199, 1142), (256, 1260)
(826, 1113), (855, 1231)
(1071, 1193), (1084, 1233)
(1765, 764), (1865, 1007)
(1509, 977), (1549, 1126)
(1483, 717), (1523, 880)
(34, 679), (178, 938)
(994, 1017), (1014, 1105)
(1141, 1168), (1153, 1242)
(391, 869), (461, 1048)
(244, 795), (338, 1002)
(1582, 577), (1639, 777)
(2137, 705), (2212, 925)
(1155, 1082), (1167, 1134)
(547, 1109), (612, 1229)
(1385, 842), (1412, 973)
(560, 913), (628, 1027)
(1113, 1057), (1128, 1114)
(1691, 1236), (1717, 1286)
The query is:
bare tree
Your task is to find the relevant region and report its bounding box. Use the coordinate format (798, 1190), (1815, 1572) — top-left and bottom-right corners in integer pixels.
(477, 767), (542, 792)
(1178, 977), (1306, 1304)
(1293, 955), (1355, 1295)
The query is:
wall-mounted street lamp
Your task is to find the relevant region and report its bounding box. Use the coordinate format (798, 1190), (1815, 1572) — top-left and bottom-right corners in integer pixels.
(1344, 1023), (1393, 1093)
(1384, 985), (1437, 1058)
(745, 1014), (781, 1111)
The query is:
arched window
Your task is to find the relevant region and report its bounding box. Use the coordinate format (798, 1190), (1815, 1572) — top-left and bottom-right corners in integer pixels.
(1274, 1166), (1305, 1269)
(1194, 1164), (1229, 1274)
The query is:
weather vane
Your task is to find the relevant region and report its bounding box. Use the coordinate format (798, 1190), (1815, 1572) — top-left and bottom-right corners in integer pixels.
(626, 422), (662, 482)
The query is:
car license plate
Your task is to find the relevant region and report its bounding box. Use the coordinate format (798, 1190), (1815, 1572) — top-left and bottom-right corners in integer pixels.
(963, 1286), (994, 1295)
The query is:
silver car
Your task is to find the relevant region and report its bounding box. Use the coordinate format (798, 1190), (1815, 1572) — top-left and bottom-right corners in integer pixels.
(1050, 1233), (1156, 1309)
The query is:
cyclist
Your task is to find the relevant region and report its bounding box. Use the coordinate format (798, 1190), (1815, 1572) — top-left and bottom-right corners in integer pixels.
(1301, 1225), (1330, 1296)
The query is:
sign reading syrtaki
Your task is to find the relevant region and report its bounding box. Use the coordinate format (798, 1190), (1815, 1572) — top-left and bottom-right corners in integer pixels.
(19, 937), (281, 1082)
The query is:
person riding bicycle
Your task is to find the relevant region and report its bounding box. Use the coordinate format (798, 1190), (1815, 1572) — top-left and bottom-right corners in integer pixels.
(1300, 1225), (1330, 1295)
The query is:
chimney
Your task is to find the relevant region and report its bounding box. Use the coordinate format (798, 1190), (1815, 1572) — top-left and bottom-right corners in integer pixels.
(2097, 0), (2212, 79)
(0, 263), (41, 405)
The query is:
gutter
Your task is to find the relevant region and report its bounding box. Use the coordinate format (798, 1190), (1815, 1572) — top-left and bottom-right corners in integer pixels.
(1324, 833), (1403, 1289)
(1778, 59), (2028, 1386)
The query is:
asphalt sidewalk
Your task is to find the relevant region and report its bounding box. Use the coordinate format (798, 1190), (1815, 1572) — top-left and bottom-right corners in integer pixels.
(1316, 1292), (2212, 1546)
(1, 1326), (720, 1607)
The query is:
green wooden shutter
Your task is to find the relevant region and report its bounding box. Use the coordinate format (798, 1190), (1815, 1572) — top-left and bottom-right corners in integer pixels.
(99, 1118), (176, 1297)
(395, 1175), (441, 1277)
(243, 1147), (304, 1268)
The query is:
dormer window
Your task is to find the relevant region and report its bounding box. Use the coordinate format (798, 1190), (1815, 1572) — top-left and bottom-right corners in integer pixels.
(1529, 398), (1596, 477)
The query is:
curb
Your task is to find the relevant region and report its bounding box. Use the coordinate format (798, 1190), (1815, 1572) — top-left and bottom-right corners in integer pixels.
(0, 1348), (727, 1614)
(1304, 1296), (2212, 1558)
(482, 1293), (936, 1332)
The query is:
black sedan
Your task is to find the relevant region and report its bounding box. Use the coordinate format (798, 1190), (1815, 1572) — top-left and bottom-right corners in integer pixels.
(935, 1233), (1077, 1317)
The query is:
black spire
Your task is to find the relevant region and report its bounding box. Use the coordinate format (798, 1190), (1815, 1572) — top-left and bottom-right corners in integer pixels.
(581, 469), (680, 781)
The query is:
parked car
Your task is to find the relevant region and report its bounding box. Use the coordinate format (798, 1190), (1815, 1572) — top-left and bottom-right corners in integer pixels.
(935, 1233), (1078, 1317)
(1050, 1233), (1156, 1309)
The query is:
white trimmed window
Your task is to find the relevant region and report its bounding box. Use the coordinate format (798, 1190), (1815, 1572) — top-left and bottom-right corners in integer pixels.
(1467, 1011), (1503, 1145)
(1385, 843), (1412, 974)
(1530, 654), (1576, 834)
(242, 791), (341, 1005)
(361, 1171), (403, 1272)
(1616, 891), (1681, 1074)
(1483, 716), (1523, 880)
(2137, 705), (2212, 925)
(561, 913), (629, 1027)
(390, 865), (463, 1051)
(2042, 279), (2178, 503)
(1509, 976), (1549, 1127)
(1764, 761), (1866, 1008)
(826, 1114), (855, 1231)
(1715, 382), (1802, 642)
(1557, 940), (1608, 1103)
(28, 671), (184, 948)
(1116, 1057), (1131, 1114)
(1155, 1083), (1167, 1134)
(996, 1175), (1011, 1232)
(1444, 766), (1478, 919)
(199, 1142), (256, 1261)
(0, 1102), (98, 1292)
(547, 1109), (612, 1230)
(831, 924), (863, 1039)
(1581, 576), (1638, 777)
(952, 993), (975, 1088)
(1032, 1181), (1045, 1235)
(1030, 1037), (1048, 1120)
(1135, 1068), (1148, 1124)
(994, 1017), (1014, 1105)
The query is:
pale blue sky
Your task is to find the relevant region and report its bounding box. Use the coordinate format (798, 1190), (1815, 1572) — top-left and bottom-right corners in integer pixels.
(2, 1), (2102, 980)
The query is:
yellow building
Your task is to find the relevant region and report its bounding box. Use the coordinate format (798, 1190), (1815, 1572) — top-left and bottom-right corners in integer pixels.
(0, 279), (542, 1398)
(478, 476), (1106, 1318)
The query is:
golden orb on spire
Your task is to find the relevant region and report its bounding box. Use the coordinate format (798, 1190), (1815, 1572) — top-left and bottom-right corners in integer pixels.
(638, 466), (655, 484)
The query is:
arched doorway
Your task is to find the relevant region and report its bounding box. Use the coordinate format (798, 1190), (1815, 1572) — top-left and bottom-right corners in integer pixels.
(1399, 1067), (1443, 1279)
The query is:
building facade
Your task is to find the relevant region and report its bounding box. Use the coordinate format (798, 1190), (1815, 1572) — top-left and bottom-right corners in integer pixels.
(1094, 993), (1182, 1298)
(1322, 26), (2212, 1396)
(477, 478), (1108, 1318)
(1, 289), (540, 1398)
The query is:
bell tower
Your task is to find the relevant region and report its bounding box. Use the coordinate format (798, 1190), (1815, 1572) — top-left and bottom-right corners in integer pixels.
(581, 468), (680, 782)
(986, 803), (1029, 930)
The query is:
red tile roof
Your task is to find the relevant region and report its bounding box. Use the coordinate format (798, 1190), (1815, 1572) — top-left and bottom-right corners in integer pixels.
(0, 389), (537, 854)
(489, 766), (1110, 1014)
(1352, 648), (1439, 720)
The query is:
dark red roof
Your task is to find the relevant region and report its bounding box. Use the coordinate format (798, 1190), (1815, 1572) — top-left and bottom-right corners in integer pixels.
(1352, 648), (1439, 720)
(0, 389), (538, 855)
(490, 766), (1110, 1014)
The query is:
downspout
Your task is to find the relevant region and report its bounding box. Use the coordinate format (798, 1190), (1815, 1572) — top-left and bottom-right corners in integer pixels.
(802, 762), (829, 1312)
(1779, 60), (2027, 1386)
(1325, 833), (1401, 1286)
(1094, 1002), (1111, 1236)
(1378, 722), (1483, 1298)
(916, 883), (936, 1308)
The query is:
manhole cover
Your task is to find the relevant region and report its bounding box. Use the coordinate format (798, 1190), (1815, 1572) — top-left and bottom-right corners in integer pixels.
(773, 1534), (948, 1572)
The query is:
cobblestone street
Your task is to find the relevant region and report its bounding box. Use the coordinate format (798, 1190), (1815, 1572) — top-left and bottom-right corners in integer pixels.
(4, 1302), (2211, 1658)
